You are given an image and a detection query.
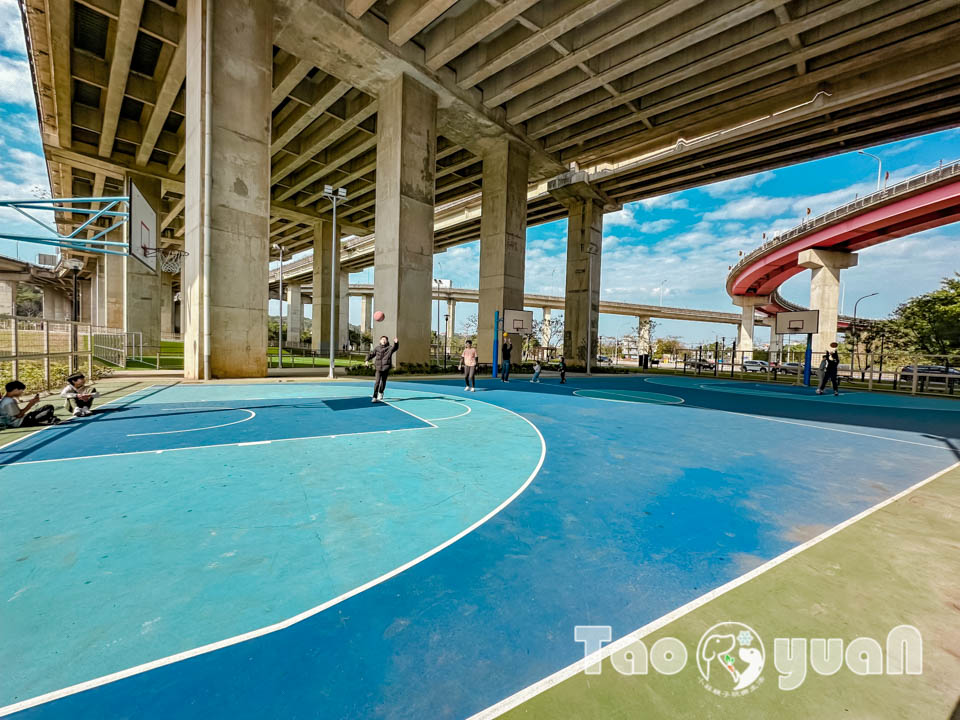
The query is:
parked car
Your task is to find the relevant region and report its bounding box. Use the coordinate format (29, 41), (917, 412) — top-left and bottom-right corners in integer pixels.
(775, 361), (802, 375)
(689, 357), (716, 370)
(899, 365), (960, 388)
(741, 360), (771, 373)
(598, 355), (613, 366)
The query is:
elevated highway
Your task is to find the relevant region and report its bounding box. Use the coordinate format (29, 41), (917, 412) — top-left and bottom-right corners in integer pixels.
(727, 159), (960, 350)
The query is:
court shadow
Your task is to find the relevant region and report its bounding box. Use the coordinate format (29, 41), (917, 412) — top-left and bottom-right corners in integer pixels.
(323, 397), (395, 411)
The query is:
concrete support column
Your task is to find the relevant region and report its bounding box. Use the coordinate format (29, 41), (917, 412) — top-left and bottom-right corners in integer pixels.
(733, 296), (769, 359)
(0, 281), (16, 315)
(445, 299), (455, 347)
(373, 73), (437, 365)
(311, 221), (341, 353)
(338, 269), (350, 351)
(478, 139), (529, 363)
(104, 252), (124, 328)
(541, 307), (551, 347)
(637, 316), (651, 354)
(79, 279), (92, 323)
(799, 249), (859, 354)
(125, 175), (162, 351)
(769, 324), (782, 363)
(183, 0), (272, 379)
(286, 283), (303, 345)
(160, 272), (174, 335)
(561, 196), (604, 368)
(360, 294), (371, 337)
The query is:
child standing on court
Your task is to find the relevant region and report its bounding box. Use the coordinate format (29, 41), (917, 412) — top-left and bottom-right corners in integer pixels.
(60, 373), (101, 417)
(459, 340), (478, 392)
(558, 356), (567, 384)
(530, 360), (542, 383)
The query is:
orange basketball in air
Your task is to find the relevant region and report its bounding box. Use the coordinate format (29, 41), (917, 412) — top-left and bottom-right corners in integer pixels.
(374, 311), (385, 322)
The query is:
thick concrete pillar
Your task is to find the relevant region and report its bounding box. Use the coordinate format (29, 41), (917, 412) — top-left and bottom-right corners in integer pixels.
(541, 307), (551, 347)
(0, 281), (16, 315)
(104, 252), (124, 328)
(160, 272), (174, 334)
(799, 249), (859, 354)
(124, 175), (162, 351)
(311, 221), (341, 353)
(79, 279), (92, 323)
(338, 269), (350, 350)
(733, 296), (769, 359)
(373, 73), (437, 365)
(478, 140), (529, 363)
(286, 283), (303, 345)
(637, 316), (651, 354)
(360, 294), (371, 336)
(445, 299), (455, 346)
(561, 196), (603, 368)
(183, 0), (272, 379)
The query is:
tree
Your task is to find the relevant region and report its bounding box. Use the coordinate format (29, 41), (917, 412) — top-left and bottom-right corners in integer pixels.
(654, 336), (684, 357)
(462, 313), (478, 339)
(16, 284), (43, 317)
(881, 274), (960, 359)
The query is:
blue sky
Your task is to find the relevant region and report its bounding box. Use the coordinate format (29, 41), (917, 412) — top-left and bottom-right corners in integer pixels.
(1, 0), (958, 344)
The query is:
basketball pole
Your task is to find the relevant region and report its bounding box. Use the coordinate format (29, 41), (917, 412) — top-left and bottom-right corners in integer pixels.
(803, 334), (813, 386)
(328, 194), (337, 379)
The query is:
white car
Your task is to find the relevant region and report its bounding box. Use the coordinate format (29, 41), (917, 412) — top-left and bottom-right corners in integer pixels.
(741, 360), (771, 373)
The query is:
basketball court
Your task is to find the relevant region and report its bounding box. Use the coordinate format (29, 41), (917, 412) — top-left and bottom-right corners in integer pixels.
(2, 374), (958, 718)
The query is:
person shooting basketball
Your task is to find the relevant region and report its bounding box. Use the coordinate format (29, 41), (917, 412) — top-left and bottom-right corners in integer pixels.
(366, 334), (399, 402)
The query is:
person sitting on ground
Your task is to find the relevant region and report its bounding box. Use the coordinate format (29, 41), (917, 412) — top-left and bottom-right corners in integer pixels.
(0, 381), (58, 429)
(60, 373), (101, 417)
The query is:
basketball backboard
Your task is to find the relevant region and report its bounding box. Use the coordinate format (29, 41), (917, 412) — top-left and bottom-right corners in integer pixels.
(128, 178), (157, 272)
(504, 309), (534, 335)
(774, 310), (819, 335)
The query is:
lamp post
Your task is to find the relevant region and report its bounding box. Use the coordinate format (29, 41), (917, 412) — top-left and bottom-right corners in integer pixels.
(320, 185), (347, 379)
(273, 243), (283, 369)
(443, 313), (449, 371)
(659, 279), (666, 307)
(434, 278), (442, 366)
(858, 150), (882, 191)
(63, 257), (84, 372)
(852, 292), (878, 379)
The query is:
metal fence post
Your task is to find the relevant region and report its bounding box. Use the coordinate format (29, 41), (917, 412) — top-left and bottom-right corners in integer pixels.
(867, 352), (873, 391)
(43, 320), (50, 388)
(12, 316), (19, 379)
(911, 364), (919, 395)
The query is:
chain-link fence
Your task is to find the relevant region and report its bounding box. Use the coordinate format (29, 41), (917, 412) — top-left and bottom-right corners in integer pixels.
(639, 344), (959, 396)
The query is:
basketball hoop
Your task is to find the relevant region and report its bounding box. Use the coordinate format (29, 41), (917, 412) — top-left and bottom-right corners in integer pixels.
(142, 246), (188, 273)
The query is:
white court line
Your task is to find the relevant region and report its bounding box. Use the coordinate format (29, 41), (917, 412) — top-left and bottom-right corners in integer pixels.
(0, 396), (546, 717)
(469, 459), (960, 719)
(0, 383), (156, 455)
(127, 409), (256, 437)
(382, 398), (439, 429)
(572, 389), (684, 405)
(0, 425), (436, 467)
(416, 399), (472, 421)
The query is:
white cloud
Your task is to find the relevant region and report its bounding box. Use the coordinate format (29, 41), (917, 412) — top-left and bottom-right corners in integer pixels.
(703, 171), (775, 197)
(638, 218), (676, 234)
(638, 195), (689, 211)
(0, 54), (34, 105)
(703, 195), (794, 221)
(603, 206), (637, 227)
(0, 0), (26, 55)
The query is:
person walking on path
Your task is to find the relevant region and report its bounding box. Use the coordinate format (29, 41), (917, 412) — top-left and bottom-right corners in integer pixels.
(459, 340), (478, 392)
(816, 342), (841, 396)
(366, 336), (399, 402)
(558, 356), (567, 384)
(530, 360), (542, 383)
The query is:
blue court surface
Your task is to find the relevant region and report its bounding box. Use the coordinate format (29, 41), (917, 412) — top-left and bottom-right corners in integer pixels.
(2, 376), (958, 719)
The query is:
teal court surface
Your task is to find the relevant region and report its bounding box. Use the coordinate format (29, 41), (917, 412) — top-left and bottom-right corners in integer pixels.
(1, 375), (958, 719)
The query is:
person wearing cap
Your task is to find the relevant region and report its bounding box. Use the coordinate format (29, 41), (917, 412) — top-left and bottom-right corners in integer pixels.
(60, 373), (101, 417)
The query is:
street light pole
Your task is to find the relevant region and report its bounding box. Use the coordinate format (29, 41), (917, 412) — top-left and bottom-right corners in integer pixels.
(659, 279), (666, 306)
(275, 244), (283, 369)
(852, 292), (878, 378)
(322, 186), (347, 380)
(443, 313), (448, 372)
(63, 257), (84, 372)
(858, 150), (882, 191)
(434, 278), (441, 366)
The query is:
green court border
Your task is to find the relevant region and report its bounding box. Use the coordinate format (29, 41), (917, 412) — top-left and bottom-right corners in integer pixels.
(488, 462), (960, 720)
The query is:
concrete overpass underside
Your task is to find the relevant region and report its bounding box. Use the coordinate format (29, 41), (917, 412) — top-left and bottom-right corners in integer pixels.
(18, 0), (960, 374)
